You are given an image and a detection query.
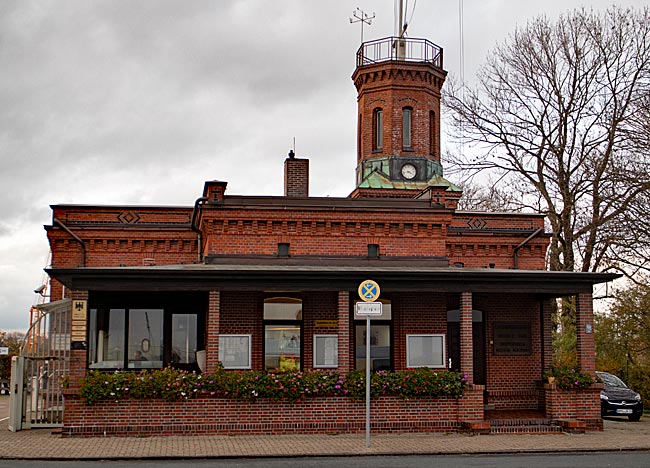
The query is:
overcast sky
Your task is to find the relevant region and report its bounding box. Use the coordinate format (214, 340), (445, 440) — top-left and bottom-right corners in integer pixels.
(0, 0), (644, 332)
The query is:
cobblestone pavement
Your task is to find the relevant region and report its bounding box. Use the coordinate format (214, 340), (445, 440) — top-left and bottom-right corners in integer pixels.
(1, 398), (649, 460)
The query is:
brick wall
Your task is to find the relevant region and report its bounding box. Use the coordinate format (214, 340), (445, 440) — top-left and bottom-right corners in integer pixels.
(475, 294), (543, 410)
(545, 383), (603, 431)
(392, 293), (446, 372)
(353, 61), (445, 164)
(63, 393), (476, 437)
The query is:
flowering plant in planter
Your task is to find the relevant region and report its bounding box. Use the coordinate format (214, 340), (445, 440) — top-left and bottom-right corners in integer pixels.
(336, 368), (466, 400)
(543, 366), (594, 390)
(80, 368), (467, 405)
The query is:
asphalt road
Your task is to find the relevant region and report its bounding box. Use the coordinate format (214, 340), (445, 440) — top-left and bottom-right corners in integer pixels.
(2, 453), (650, 468)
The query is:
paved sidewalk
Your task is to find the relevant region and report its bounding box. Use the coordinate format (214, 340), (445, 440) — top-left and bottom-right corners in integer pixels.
(1, 417), (650, 460)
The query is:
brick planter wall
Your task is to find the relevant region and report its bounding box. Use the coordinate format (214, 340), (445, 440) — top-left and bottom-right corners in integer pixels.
(62, 387), (484, 437)
(544, 383), (604, 431)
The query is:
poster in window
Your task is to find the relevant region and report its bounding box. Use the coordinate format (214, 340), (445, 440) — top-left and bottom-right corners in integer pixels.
(218, 335), (251, 369)
(313, 334), (338, 368)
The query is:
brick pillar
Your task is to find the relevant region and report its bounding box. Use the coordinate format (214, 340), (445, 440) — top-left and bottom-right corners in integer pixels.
(541, 299), (554, 372)
(576, 292), (596, 375)
(460, 291), (474, 384)
(337, 291), (351, 374)
(68, 290), (88, 392)
(205, 290), (220, 373)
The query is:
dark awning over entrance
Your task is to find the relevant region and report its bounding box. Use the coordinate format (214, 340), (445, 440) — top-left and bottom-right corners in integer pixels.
(47, 256), (620, 297)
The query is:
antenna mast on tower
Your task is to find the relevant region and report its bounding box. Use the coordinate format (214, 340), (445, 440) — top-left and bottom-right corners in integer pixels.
(395, 0), (416, 38)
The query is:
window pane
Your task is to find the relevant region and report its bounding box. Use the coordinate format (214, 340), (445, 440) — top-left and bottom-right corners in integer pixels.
(219, 335), (251, 369)
(355, 324), (391, 371)
(265, 325), (301, 371)
(171, 314), (197, 365)
(374, 109), (383, 150)
(429, 110), (435, 155)
(402, 108), (412, 148)
(313, 335), (338, 368)
(264, 297), (302, 320)
(128, 309), (163, 369)
(407, 335), (445, 368)
(89, 308), (125, 369)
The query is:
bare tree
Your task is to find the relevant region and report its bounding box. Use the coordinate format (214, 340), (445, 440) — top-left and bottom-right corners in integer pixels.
(444, 6), (650, 279)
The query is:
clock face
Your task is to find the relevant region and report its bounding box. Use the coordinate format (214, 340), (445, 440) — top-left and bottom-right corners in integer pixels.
(401, 163), (417, 180)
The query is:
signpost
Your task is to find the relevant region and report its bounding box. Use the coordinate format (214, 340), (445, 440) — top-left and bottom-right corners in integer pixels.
(356, 280), (382, 448)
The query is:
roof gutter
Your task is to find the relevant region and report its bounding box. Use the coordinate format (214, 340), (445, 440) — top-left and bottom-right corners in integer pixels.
(513, 227), (545, 269)
(191, 197), (208, 262)
(53, 217), (86, 267)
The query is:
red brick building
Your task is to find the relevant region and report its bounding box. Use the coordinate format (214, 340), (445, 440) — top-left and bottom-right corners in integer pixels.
(45, 36), (615, 436)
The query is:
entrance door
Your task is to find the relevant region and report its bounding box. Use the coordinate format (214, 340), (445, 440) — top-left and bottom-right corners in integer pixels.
(446, 310), (485, 386)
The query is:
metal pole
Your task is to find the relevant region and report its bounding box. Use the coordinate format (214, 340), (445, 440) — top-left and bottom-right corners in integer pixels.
(366, 315), (371, 448)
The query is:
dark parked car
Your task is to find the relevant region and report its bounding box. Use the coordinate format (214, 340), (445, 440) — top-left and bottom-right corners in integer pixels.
(0, 379), (9, 395)
(596, 371), (643, 421)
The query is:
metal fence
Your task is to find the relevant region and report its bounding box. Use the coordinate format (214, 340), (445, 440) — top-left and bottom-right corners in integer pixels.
(356, 36), (443, 68)
(10, 299), (71, 430)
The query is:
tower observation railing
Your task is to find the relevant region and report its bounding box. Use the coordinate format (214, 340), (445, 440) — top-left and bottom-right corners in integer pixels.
(356, 36), (443, 68)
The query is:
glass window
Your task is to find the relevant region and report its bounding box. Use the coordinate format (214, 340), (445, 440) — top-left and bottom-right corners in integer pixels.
(354, 299), (391, 371)
(406, 334), (446, 368)
(429, 110), (435, 155)
(355, 324), (391, 371)
(373, 108), (383, 150)
(219, 335), (251, 369)
(87, 292), (205, 372)
(89, 308), (125, 369)
(264, 297), (302, 320)
(128, 309), (163, 369)
(313, 334), (338, 368)
(171, 314), (198, 365)
(264, 297), (302, 371)
(402, 107), (412, 149)
(265, 325), (301, 371)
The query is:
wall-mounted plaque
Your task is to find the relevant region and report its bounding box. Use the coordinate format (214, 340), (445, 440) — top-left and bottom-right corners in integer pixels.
(315, 320), (338, 328)
(493, 322), (531, 355)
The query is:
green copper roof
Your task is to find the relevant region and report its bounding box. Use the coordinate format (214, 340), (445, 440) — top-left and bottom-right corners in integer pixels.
(357, 169), (462, 192)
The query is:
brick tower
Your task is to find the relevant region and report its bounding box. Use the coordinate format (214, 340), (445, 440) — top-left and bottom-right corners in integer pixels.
(350, 37), (459, 199)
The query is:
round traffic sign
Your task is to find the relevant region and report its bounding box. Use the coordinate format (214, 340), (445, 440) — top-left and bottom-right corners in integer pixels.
(358, 279), (380, 302)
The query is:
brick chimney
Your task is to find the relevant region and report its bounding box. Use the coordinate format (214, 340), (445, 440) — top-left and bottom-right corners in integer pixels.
(284, 150), (309, 197)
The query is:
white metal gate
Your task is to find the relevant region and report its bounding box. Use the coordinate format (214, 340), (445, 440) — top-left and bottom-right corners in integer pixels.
(9, 299), (71, 431)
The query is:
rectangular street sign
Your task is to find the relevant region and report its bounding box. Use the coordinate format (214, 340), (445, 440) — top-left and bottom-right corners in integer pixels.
(356, 302), (382, 316)
(0, 347), (9, 355)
